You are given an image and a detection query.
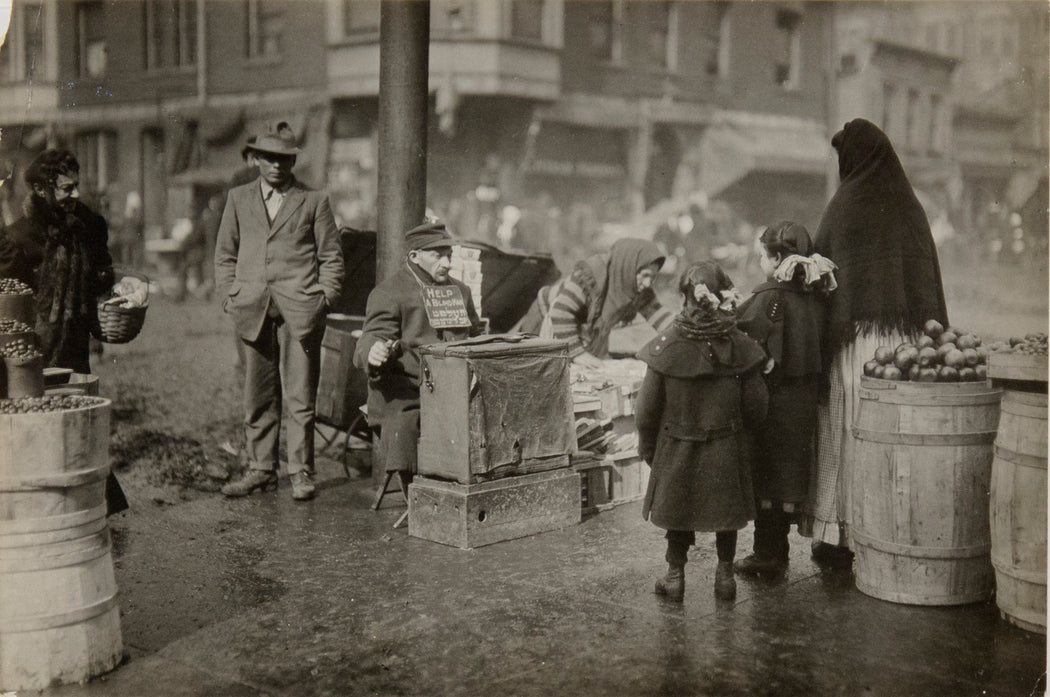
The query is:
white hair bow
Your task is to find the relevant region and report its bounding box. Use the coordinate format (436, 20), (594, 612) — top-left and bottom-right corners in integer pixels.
(773, 253), (839, 291)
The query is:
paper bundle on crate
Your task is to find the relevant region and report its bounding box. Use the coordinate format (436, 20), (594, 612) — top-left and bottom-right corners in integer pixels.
(450, 246), (483, 317)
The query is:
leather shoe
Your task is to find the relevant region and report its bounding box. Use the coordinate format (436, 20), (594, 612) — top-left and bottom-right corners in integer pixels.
(222, 470), (278, 498)
(291, 471), (316, 501)
(715, 561), (737, 600)
(734, 553), (788, 577)
(654, 564), (685, 602)
(811, 541), (854, 569)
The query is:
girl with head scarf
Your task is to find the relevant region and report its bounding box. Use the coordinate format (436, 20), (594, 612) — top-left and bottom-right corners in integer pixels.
(635, 261), (768, 602)
(804, 119), (949, 561)
(735, 221), (836, 576)
(518, 238), (673, 367)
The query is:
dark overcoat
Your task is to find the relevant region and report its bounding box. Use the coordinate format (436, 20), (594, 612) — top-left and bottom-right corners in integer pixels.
(635, 325), (768, 532)
(353, 262), (482, 471)
(737, 280), (824, 505)
(0, 198), (114, 372)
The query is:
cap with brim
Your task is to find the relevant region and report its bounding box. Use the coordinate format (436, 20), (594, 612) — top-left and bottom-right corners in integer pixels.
(405, 222), (456, 251)
(244, 123), (301, 157)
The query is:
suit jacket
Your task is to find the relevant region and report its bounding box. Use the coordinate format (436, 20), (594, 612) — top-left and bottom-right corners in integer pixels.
(214, 177), (343, 342)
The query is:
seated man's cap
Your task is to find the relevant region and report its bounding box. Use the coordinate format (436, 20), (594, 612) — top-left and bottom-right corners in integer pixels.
(405, 222), (455, 251)
(244, 122), (301, 157)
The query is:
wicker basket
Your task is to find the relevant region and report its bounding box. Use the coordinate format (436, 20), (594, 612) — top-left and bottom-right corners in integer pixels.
(90, 272), (149, 344)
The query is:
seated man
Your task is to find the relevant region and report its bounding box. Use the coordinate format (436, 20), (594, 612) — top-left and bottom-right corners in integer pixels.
(353, 222), (484, 482)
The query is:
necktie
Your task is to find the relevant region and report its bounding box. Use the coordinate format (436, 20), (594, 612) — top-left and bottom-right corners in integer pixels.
(264, 188), (282, 224)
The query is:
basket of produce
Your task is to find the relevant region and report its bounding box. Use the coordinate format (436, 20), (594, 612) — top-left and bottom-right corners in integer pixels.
(91, 273), (149, 344)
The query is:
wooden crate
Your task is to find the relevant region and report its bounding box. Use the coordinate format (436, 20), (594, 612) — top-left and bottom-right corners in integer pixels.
(408, 469), (581, 549)
(418, 338), (575, 484)
(315, 315), (368, 431)
(610, 449), (648, 504)
(572, 457), (613, 513)
(988, 352), (1048, 383)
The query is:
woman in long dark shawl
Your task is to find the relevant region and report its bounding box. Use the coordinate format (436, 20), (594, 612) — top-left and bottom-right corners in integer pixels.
(803, 119), (949, 556)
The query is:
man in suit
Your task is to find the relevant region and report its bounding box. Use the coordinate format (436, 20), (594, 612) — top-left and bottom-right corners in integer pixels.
(215, 123), (343, 501)
(353, 222), (483, 481)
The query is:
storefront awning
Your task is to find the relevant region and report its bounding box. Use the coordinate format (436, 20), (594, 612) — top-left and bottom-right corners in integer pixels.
(698, 119), (830, 196)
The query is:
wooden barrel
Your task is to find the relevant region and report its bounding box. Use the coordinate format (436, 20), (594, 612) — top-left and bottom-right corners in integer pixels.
(0, 399), (123, 692)
(990, 388), (1047, 634)
(851, 377), (1002, 605)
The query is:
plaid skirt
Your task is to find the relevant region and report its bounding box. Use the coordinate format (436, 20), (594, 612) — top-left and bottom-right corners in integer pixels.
(801, 330), (911, 547)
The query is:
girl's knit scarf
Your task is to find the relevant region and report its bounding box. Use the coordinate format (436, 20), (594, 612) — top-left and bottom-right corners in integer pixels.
(672, 304), (737, 342)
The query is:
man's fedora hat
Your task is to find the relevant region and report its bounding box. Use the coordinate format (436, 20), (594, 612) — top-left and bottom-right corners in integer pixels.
(244, 122), (301, 157)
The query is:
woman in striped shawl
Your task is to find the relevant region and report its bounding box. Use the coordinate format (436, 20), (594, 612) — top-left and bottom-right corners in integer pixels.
(519, 238), (672, 367)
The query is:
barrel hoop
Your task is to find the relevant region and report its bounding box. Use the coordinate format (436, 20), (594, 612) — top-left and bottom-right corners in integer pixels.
(851, 529), (990, 559)
(1002, 388), (1048, 405)
(993, 444), (1048, 471)
(1001, 396), (1048, 419)
(0, 531), (110, 573)
(858, 389), (1003, 406)
(0, 593), (118, 634)
(992, 557), (1048, 585)
(0, 503), (107, 536)
(0, 512), (107, 549)
(852, 428), (997, 446)
(0, 466), (108, 492)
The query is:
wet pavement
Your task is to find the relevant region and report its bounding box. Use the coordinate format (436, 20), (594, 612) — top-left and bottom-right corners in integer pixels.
(35, 458), (1047, 697)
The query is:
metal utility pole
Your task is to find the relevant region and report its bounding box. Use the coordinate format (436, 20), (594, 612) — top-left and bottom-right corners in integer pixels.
(376, 0), (431, 284)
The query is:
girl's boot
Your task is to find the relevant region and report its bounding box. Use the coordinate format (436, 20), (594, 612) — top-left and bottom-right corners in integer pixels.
(654, 564), (685, 601)
(714, 562), (737, 600)
(656, 531), (692, 602)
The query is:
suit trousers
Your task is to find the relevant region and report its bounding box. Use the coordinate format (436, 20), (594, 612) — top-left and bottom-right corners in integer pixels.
(242, 313), (323, 475)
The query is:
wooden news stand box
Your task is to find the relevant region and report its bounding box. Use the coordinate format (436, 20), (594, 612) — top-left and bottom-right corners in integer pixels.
(410, 336), (580, 548)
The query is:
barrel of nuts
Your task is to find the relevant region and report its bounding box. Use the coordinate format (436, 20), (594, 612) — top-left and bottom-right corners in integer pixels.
(0, 339), (44, 399)
(0, 278), (35, 326)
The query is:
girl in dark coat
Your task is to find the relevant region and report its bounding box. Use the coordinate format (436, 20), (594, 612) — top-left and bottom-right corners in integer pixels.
(735, 221), (837, 576)
(635, 261), (768, 602)
(806, 119), (948, 558)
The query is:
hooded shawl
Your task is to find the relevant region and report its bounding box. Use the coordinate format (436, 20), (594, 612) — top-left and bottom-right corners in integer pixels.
(574, 238), (664, 357)
(814, 119), (948, 352)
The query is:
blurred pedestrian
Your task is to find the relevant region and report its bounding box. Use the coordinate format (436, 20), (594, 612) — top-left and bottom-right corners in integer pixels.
(634, 261), (768, 602)
(0, 149), (127, 515)
(517, 238), (672, 368)
(805, 119), (948, 564)
(352, 222), (483, 486)
(215, 122), (343, 501)
(735, 221), (836, 576)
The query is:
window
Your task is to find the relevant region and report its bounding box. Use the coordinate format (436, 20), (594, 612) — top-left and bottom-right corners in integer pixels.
(432, 1), (475, 33)
(146, 1), (197, 70)
(76, 2), (107, 79)
(929, 94), (944, 154)
(773, 9), (801, 88)
(1000, 20), (1015, 58)
(75, 131), (118, 194)
(697, 1), (729, 77)
(882, 82), (897, 140)
(343, 0), (380, 35)
(21, 3), (43, 81)
(247, 0), (283, 60)
(510, 0), (543, 41)
(646, 1), (674, 70)
(586, 1), (617, 62)
(906, 88), (920, 150)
